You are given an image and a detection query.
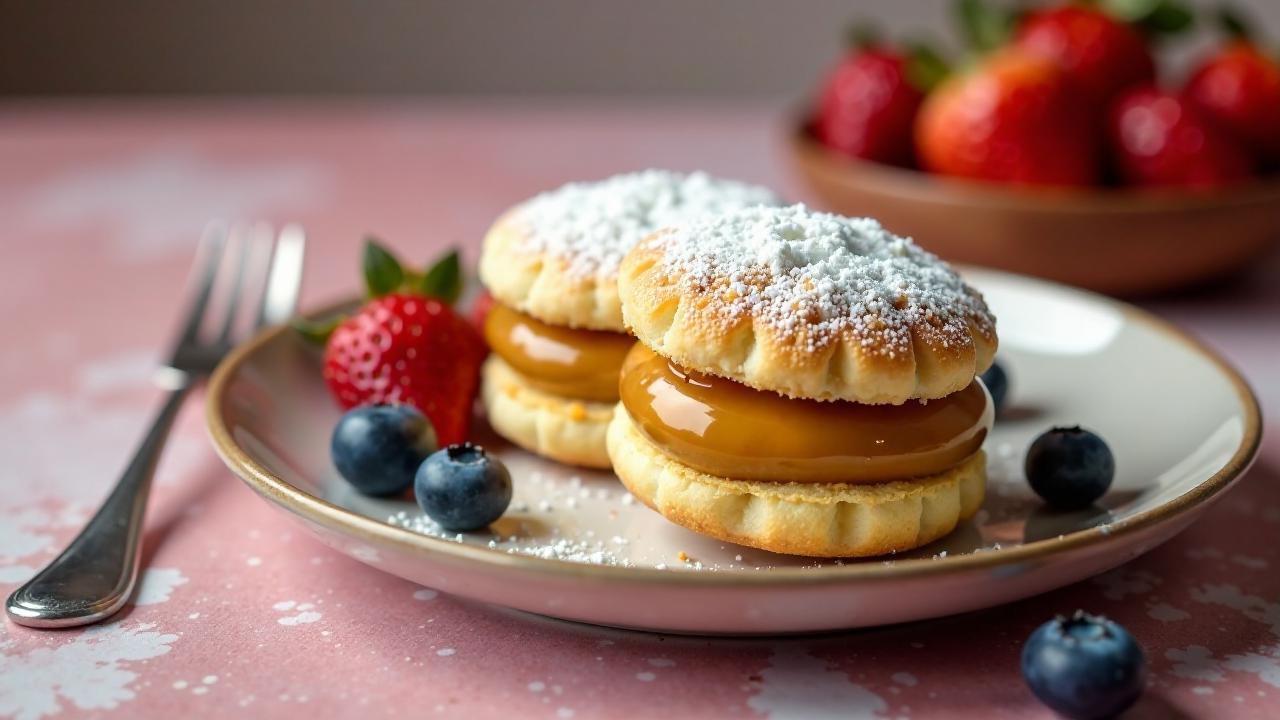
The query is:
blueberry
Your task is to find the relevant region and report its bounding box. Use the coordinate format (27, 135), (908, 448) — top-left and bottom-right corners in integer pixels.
(980, 360), (1010, 415)
(1022, 611), (1146, 720)
(1025, 426), (1114, 510)
(331, 404), (437, 496)
(415, 443), (512, 532)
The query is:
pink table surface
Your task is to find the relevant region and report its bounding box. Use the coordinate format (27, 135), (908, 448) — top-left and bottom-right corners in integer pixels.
(0, 100), (1277, 720)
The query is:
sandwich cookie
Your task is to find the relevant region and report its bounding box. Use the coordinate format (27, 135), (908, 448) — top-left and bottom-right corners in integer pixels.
(479, 170), (779, 467)
(609, 204), (998, 556)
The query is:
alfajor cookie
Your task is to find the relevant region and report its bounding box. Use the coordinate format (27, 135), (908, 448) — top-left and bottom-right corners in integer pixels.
(478, 170), (779, 467)
(609, 204), (998, 556)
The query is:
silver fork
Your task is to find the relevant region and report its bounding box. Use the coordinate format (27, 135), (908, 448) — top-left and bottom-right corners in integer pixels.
(5, 223), (305, 628)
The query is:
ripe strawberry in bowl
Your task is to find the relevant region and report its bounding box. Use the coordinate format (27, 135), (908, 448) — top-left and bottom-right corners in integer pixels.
(812, 36), (946, 167)
(915, 48), (1100, 186)
(1013, 4), (1156, 107)
(297, 241), (487, 447)
(1183, 10), (1280, 168)
(1108, 86), (1254, 188)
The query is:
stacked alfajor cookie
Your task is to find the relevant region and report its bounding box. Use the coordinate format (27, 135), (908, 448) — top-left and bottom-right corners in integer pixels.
(609, 204), (998, 557)
(478, 170), (778, 468)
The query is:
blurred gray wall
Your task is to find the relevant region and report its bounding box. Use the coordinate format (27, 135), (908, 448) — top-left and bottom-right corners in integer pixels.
(3, 0), (1278, 96)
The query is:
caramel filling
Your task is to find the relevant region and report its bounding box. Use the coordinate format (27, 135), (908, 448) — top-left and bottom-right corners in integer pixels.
(483, 302), (635, 403)
(619, 345), (992, 483)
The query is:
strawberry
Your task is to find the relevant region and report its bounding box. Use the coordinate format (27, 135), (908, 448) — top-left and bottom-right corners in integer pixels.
(1184, 10), (1280, 167)
(813, 42), (945, 167)
(297, 240), (487, 446)
(1014, 5), (1156, 107)
(915, 49), (1101, 186)
(1107, 86), (1253, 188)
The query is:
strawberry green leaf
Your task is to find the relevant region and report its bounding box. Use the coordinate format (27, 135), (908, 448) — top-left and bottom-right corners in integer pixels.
(291, 315), (343, 345)
(417, 249), (463, 304)
(1143, 2), (1195, 34)
(956, 0), (1014, 54)
(1103, 0), (1162, 20)
(1105, 0), (1195, 35)
(362, 238), (404, 298)
(905, 42), (951, 92)
(1217, 5), (1251, 40)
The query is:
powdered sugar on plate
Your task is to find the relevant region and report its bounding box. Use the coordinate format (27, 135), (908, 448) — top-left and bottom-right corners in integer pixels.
(650, 204), (994, 355)
(384, 458), (788, 571)
(389, 508), (632, 566)
(512, 170), (778, 281)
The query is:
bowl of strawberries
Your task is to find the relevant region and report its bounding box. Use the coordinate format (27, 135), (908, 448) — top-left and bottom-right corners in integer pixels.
(791, 0), (1280, 295)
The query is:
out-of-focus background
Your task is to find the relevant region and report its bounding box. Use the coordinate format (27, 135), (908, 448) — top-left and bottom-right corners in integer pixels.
(3, 0), (1278, 97)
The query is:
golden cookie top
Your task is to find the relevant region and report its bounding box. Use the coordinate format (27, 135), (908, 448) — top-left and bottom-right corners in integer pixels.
(618, 204), (998, 404)
(479, 170), (779, 332)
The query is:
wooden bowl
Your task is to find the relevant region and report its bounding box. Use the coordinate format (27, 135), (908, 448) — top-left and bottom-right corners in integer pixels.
(788, 124), (1280, 296)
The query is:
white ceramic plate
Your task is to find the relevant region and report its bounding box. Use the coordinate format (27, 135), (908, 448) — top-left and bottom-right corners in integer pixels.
(207, 269), (1261, 634)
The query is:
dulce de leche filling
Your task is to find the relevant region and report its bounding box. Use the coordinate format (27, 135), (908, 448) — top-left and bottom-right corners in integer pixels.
(483, 302), (635, 403)
(619, 344), (992, 483)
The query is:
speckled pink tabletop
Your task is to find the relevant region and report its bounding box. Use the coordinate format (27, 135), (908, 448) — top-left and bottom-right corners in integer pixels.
(0, 100), (1277, 720)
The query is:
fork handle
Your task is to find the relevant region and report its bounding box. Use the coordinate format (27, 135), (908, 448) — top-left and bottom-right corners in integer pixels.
(6, 382), (193, 627)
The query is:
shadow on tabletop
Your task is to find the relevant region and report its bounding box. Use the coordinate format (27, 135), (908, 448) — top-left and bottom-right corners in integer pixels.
(139, 464), (232, 569)
(122, 447), (236, 614)
(8, 457), (235, 630)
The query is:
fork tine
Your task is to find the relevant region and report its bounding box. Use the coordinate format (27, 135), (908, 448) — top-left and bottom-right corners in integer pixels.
(173, 224), (228, 349)
(255, 224), (306, 330)
(216, 224), (253, 344)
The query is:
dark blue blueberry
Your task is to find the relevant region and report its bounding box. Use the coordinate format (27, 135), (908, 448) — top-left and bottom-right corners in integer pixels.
(1022, 611), (1146, 720)
(1025, 426), (1114, 510)
(980, 360), (1010, 415)
(415, 443), (512, 532)
(331, 404), (437, 496)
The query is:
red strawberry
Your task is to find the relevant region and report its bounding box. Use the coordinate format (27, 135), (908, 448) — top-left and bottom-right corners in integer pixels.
(1108, 86), (1253, 188)
(915, 49), (1100, 186)
(1185, 41), (1280, 167)
(1014, 5), (1156, 107)
(325, 293), (485, 446)
(814, 46), (936, 167)
(299, 240), (487, 446)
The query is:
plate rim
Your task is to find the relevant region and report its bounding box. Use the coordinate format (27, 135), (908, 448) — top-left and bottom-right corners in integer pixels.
(205, 269), (1263, 587)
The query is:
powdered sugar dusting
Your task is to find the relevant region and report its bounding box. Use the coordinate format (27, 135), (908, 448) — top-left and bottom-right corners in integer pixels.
(513, 170), (778, 280)
(651, 204), (992, 355)
(388, 509), (632, 567)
